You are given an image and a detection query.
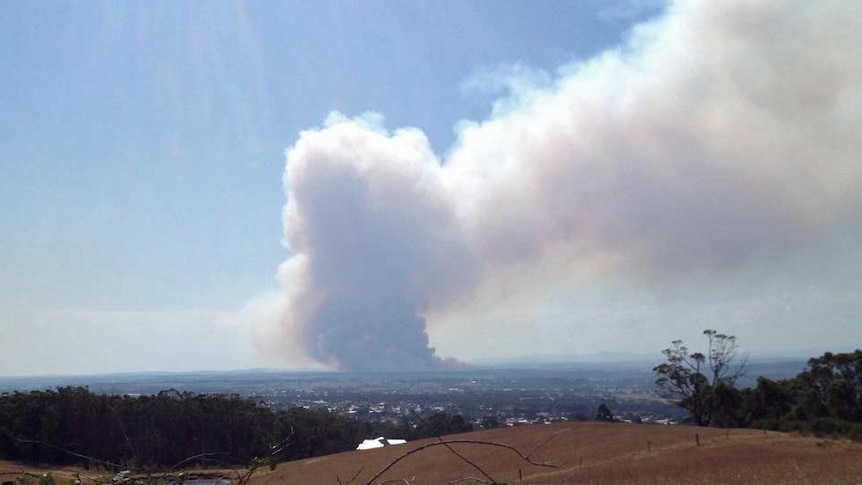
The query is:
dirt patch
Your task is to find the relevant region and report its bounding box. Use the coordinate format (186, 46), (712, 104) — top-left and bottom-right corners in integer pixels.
(0, 460), (91, 485)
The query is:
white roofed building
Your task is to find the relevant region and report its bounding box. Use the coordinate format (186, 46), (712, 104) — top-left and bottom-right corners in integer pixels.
(356, 437), (408, 450)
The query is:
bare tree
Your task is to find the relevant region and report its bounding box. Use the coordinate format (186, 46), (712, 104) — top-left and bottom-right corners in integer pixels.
(653, 329), (748, 426)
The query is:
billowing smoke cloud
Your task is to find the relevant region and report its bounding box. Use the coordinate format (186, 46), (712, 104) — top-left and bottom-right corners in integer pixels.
(255, 0), (862, 371)
(274, 116), (476, 370)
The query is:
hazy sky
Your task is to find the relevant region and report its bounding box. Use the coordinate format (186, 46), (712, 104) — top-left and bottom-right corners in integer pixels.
(2, 0), (860, 375)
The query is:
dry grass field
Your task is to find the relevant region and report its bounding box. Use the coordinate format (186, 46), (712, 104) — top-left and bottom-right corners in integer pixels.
(249, 423), (862, 485)
(3, 423), (861, 485)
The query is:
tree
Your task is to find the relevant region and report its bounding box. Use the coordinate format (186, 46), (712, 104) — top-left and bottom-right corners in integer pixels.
(653, 329), (748, 426)
(595, 403), (614, 422)
(708, 381), (743, 428)
(480, 415), (501, 429)
(414, 411), (473, 438)
(795, 350), (862, 422)
(741, 377), (794, 425)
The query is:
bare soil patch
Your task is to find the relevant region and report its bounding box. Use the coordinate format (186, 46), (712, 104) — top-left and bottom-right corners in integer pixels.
(0, 460), (90, 484)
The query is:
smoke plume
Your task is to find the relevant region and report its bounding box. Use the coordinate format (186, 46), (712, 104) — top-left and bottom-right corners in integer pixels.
(255, 0), (862, 371)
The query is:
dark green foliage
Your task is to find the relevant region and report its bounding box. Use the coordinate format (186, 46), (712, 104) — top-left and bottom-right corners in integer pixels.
(413, 411), (473, 438)
(0, 387), (273, 467)
(0, 387), (476, 468)
(655, 344), (862, 440)
(594, 403), (614, 422)
(746, 350), (862, 439)
(707, 381), (742, 428)
(741, 377), (795, 423)
(272, 407), (364, 460)
(479, 415), (501, 429)
(798, 350), (862, 422)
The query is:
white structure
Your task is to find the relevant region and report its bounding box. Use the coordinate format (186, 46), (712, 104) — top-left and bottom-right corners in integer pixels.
(356, 437), (407, 450)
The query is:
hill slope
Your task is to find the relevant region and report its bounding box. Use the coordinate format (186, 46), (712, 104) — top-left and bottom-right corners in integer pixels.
(2, 423), (859, 485)
(250, 422), (862, 485)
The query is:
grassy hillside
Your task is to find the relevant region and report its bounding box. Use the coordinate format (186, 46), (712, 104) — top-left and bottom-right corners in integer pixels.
(3, 423), (861, 484)
(250, 422), (862, 485)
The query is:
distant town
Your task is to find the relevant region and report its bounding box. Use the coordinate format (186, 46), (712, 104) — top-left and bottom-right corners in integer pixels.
(1, 358), (805, 429)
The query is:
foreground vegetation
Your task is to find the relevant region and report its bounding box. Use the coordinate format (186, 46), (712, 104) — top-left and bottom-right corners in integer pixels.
(0, 388), (470, 469)
(719, 349), (862, 439)
(5, 422), (860, 485)
(165, 423), (862, 485)
(654, 332), (861, 439)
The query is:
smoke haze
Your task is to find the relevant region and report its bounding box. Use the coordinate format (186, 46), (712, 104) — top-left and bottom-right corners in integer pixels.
(252, 0), (862, 371)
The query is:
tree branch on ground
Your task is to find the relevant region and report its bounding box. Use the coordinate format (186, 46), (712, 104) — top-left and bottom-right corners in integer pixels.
(336, 466), (365, 485)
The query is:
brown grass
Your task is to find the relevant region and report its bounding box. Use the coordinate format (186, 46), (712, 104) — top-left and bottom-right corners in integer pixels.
(0, 460), (86, 485)
(3, 423), (861, 485)
(249, 423), (862, 485)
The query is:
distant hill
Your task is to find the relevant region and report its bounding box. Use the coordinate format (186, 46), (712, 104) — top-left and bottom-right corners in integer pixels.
(468, 351), (656, 367)
(1, 356), (808, 396)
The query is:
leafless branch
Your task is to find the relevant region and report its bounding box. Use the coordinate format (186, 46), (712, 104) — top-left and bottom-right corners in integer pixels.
(337, 466), (365, 485)
(557, 470), (578, 484)
(105, 402), (137, 460)
(169, 451), (231, 471)
(1, 432), (125, 469)
(410, 410), (496, 483)
(435, 439), (495, 484)
(270, 431), (293, 456)
(443, 477), (492, 485)
(526, 428), (568, 462)
(362, 439), (558, 485)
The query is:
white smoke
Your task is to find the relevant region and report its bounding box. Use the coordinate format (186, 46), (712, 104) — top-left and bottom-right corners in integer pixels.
(251, 0), (862, 371)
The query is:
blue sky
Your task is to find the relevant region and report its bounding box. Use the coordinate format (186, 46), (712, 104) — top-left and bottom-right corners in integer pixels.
(2, 1), (860, 375)
(1, 1), (638, 310)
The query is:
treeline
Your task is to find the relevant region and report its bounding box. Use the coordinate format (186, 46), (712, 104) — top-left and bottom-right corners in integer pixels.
(0, 387), (472, 468)
(702, 350), (862, 439)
